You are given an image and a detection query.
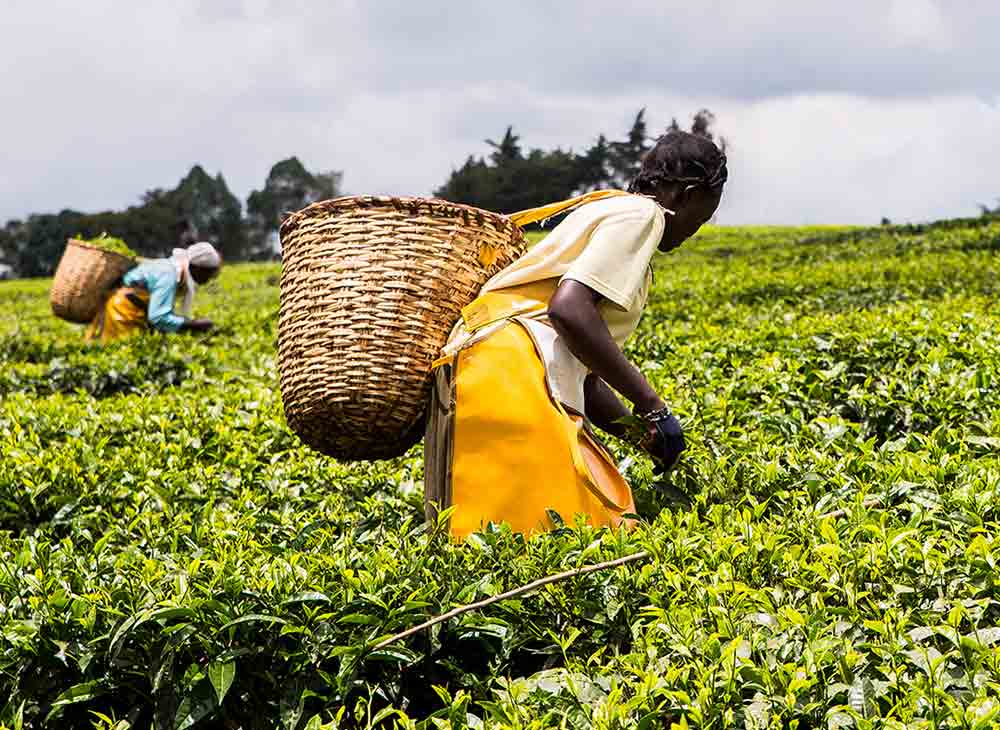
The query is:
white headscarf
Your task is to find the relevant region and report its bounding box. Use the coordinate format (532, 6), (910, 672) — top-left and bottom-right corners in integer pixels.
(171, 241), (222, 317)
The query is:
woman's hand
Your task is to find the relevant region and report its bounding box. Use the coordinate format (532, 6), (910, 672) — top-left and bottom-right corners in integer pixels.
(181, 318), (214, 333)
(641, 410), (686, 473)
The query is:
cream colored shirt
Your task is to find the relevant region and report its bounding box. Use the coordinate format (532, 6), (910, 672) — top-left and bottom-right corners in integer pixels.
(445, 194), (666, 413)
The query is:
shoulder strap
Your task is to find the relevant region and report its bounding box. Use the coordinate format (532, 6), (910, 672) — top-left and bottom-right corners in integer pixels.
(508, 189), (631, 229)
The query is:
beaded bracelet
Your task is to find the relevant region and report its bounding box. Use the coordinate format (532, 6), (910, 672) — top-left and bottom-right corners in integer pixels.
(637, 405), (673, 423)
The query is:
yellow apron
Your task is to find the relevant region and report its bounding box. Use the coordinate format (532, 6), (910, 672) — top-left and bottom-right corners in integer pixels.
(425, 289), (636, 538)
(425, 189), (638, 539)
(85, 287), (150, 344)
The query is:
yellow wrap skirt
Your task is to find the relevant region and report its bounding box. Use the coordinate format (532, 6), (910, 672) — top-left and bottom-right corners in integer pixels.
(85, 287), (150, 344)
(424, 289), (636, 539)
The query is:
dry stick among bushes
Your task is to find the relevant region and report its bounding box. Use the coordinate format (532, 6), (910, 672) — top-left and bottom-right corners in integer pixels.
(373, 496), (883, 650)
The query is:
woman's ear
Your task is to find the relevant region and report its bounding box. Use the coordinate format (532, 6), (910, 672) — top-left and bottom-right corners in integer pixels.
(674, 185), (696, 211)
(653, 181), (685, 212)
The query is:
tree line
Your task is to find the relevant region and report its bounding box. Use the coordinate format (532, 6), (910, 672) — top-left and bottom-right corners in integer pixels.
(435, 108), (724, 213)
(0, 158), (341, 278)
(0, 109), (723, 278)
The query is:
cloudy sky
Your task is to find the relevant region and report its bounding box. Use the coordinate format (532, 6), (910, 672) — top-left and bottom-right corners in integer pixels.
(4, 0), (999, 225)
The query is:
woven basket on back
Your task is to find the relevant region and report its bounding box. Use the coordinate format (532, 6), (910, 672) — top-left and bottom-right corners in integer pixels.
(278, 196), (528, 461)
(50, 239), (136, 323)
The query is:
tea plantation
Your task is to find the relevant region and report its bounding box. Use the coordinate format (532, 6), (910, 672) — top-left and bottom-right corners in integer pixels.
(2, 218), (999, 729)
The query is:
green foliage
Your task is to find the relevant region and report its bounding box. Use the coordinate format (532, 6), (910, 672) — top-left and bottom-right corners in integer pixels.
(1, 219), (1000, 728)
(246, 158), (342, 260)
(434, 128), (582, 214)
(75, 234), (137, 259)
(138, 165), (245, 262)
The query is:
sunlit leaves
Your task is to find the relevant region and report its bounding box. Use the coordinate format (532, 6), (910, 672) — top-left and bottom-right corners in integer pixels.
(1, 222), (999, 727)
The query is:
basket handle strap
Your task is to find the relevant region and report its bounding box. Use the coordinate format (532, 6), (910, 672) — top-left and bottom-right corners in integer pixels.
(461, 292), (546, 332)
(431, 292), (547, 371)
(507, 189), (631, 229)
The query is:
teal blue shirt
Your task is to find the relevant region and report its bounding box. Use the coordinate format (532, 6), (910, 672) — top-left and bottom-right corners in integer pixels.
(122, 259), (185, 333)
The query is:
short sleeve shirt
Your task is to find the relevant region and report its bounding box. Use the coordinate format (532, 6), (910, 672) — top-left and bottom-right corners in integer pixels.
(476, 194), (666, 413)
(122, 259), (185, 332)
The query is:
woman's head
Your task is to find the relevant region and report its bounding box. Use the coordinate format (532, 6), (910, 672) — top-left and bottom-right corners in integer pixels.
(185, 241), (223, 284)
(628, 131), (728, 251)
(170, 241), (222, 318)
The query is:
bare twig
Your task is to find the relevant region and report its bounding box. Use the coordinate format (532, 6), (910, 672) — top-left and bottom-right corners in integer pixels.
(372, 551), (650, 650)
(372, 494), (885, 650)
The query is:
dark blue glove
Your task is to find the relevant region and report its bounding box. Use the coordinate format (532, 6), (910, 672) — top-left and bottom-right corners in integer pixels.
(643, 409), (686, 474)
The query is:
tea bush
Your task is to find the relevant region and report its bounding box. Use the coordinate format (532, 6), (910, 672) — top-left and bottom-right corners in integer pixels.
(1, 222), (999, 729)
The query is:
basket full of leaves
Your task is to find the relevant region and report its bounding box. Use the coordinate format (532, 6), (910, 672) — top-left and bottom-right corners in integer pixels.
(278, 195), (528, 461)
(49, 235), (137, 324)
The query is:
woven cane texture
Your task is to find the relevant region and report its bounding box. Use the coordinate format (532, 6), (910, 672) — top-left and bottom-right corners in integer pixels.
(49, 240), (136, 324)
(278, 196), (527, 461)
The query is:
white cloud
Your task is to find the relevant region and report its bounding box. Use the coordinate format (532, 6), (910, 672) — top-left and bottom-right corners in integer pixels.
(712, 93), (1000, 224)
(1, 1), (998, 227)
(888, 0), (954, 50)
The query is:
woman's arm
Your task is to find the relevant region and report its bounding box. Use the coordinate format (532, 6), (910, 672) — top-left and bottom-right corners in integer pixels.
(179, 318), (213, 332)
(547, 279), (664, 415)
(143, 264), (212, 333)
(553, 280), (686, 469)
(583, 374), (631, 437)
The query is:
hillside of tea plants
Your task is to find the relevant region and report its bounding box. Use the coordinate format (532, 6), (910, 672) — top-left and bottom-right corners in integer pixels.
(2, 216), (1000, 729)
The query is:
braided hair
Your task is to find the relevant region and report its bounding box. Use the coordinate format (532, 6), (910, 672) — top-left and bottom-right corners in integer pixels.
(628, 131), (728, 195)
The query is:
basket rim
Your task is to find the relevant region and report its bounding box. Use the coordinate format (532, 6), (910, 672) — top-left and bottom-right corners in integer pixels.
(66, 238), (137, 265)
(278, 195), (519, 239)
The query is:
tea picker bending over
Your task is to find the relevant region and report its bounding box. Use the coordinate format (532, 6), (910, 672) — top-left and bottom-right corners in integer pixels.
(86, 242), (222, 343)
(424, 130), (728, 538)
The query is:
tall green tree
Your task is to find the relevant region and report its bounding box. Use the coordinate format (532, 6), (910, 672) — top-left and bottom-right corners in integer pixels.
(1, 165), (249, 276)
(4, 211), (85, 278)
(434, 108), (724, 213)
(576, 134), (613, 192)
(246, 157), (342, 258)
(435, 127), (580, 214)
(165, 166), (246, 260)
(608, 109), (651, 189)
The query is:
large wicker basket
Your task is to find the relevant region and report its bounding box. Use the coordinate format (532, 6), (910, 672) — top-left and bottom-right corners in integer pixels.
(50, 239), (136, 323)
(278, 196), (528, 461)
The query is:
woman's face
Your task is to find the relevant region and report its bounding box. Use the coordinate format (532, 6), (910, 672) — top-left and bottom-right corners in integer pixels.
(189, 264), (220, 285)
(658, 186), (722, 252)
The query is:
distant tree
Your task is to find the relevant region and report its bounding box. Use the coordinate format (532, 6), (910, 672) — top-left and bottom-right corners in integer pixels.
(246, 157), (343, 258)
(434, 155), (494, 208)
(608, 109), (651, 189)
(435, 108), (728, 214)
(1, 165), (250, 276)
(435, 127), (580, 214)
(82, 166), (248, 260)
(575, 134), (613, 192)
(486, 127), (522, 165)
(0, 219), (23, 268)
(169, 166), (246, 260)
(6, 211), (85, 277)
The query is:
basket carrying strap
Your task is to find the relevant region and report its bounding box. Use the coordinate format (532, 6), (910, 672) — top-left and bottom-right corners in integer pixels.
(507, 189), (631, 229)
(431, 288), (549, 370)
(431, 190), (632, 370)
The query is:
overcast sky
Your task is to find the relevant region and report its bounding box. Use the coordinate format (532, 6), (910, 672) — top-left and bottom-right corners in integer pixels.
(4, 0), (999, 225)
